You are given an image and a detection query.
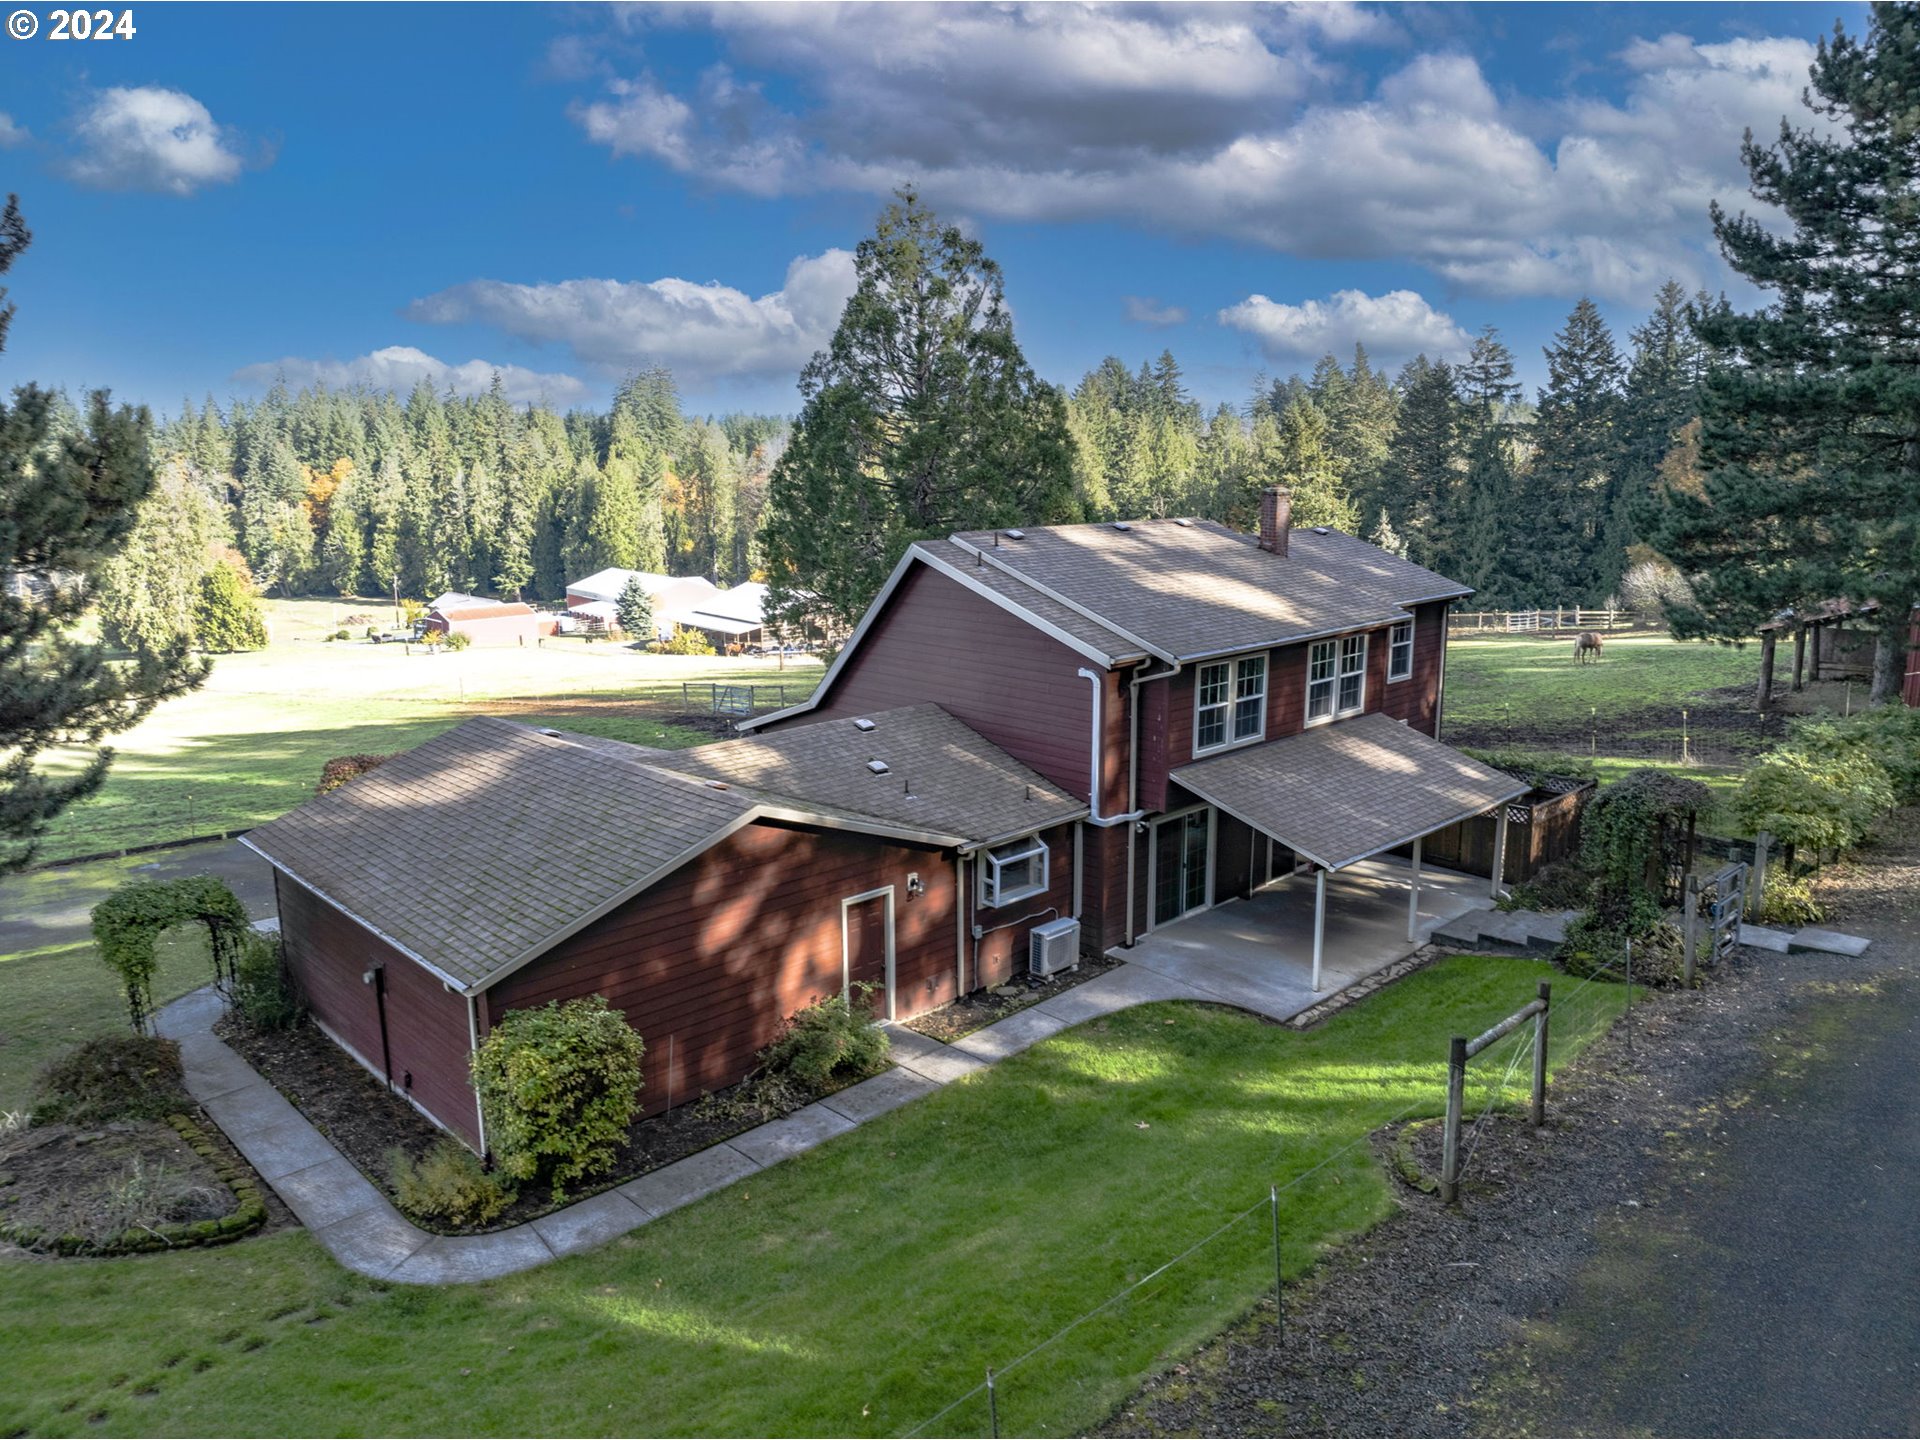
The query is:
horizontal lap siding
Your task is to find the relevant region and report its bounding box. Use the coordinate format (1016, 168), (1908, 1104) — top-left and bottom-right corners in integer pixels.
(968, 821), (1077, 987)
(1378, 602), (1446, 735)
(276, 873), (480, 1147)
(779, 562), (1108, 805)
(485, 821), (958, 1116)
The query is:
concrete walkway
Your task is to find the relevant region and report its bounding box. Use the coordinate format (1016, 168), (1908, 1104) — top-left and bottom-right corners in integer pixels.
(154, 951), (1379, 1285)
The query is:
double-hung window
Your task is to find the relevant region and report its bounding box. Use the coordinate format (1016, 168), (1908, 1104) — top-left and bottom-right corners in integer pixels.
(1388, 619), (1415, 682)
(1308, 634), (1369, 723)
(1194, 654), (1267, 753)
(980, 835), (1049, 907)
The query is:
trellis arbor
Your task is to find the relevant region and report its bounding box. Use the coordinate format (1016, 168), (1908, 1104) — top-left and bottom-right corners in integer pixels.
(92, 875), (251, 1033)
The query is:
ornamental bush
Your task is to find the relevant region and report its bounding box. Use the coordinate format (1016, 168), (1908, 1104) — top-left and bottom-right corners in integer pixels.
(316, 753), (394, 796)
(32, 1034), (187, 1126)
(661, 624), (716, 656)
(230, 931), (302, 1032)
(388, 1139), (515, 1228)
(1557, 894), (1686, 987)
(759, 986), (891, 1091)
(443, 630), (472, 651)
(1730, 748), (1892, 856)
(470, 997), (645, 1200)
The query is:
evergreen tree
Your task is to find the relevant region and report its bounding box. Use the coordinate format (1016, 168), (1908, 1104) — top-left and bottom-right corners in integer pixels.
(1368, 507), (1409, 558)
(1377, 357), (1461, 569)
(193, 559), (269, 652)
(1647, 4), (1920, 702)
(1245, 398), (1360, 534)
(616, 574), (655, 643)
(1519, 299), (1625, 601)
(96, 459), (221, 657)
(1447, 326), (1522, 590)
(1315, 345), (1399, 520)
(0, 194), (207, 869)
(1609, 281), (1708, 589)
(762, 189), (1075, 632)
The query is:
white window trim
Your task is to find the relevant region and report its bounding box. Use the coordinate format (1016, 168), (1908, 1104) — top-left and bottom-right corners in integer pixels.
(1306, 633), (1369, 726)
(979, 835), (1049, 908)
(1193, 654), (1268, 756)
(1388, 618), (1415, 683)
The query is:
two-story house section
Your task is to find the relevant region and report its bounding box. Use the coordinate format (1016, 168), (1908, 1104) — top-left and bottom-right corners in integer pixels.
(746, 488), (1527, 979)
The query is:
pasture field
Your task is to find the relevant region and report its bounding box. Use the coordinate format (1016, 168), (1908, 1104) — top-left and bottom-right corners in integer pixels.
(30, 599), (824, 865)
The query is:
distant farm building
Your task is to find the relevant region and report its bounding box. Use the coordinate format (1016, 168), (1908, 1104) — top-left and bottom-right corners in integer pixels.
(565, 568), (769, 649)
(424, 600), (554, 646)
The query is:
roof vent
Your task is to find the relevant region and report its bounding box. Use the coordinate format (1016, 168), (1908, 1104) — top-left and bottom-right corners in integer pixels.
(1312, 526), (1330, 535)
(705, 780), (731, 791)
(852, 717), (876, 732)
(866, 759), (890, 776)
(1112, 521), (1133, 533)
(1004, 528), (1026, 540)
(1173, 518), (1193, 527)
(538, 728), (564, 739)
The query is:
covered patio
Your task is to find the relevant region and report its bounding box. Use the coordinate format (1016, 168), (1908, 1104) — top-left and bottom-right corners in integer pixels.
(1128, 713), (1528, 1020)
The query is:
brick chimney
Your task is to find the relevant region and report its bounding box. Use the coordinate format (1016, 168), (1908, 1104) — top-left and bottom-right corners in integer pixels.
(1259, 487), (1292, 556)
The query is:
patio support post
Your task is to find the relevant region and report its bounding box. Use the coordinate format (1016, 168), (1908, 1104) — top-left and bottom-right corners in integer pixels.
(1311, 867), (1327, 992)
(1490, 810), (1509, 899)
(1407, 835), (1423, 943)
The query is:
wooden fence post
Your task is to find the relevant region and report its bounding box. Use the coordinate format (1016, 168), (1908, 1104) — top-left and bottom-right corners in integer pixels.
(1441, 1035), (1467, 1205)
(1682, 873), (1700, 987)
(1749, 831), (1772, 922)
(1531, 981), (1550, 1128)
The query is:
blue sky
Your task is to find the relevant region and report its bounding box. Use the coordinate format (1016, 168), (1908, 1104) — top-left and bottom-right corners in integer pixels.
(0, 1), (1869, 419)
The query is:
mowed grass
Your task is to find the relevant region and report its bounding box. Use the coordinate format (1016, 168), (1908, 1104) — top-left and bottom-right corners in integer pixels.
(0, 957), (1627, 1438)
(31, 598), (822, 863)
(1445, 632), (1757, 733)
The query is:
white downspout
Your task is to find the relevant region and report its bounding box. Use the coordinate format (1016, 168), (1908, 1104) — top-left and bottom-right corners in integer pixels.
(466, 993), (489, 1156)
(1076, 668), (1146, 826)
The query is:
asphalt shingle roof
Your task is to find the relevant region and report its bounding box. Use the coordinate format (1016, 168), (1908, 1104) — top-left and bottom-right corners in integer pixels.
(662, 703), (1086, 849)
(908, 539), (1147, 665)
(243, 716), (757, 990)
(1171, 712), (1528, 872)
(945, 518), (1470, 661)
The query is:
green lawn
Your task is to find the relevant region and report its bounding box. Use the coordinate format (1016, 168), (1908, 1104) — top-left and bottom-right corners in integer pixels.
(0, 957), (1626, 1438)
(30, 599), (822, 863)
(1445, 632), (1756, 734)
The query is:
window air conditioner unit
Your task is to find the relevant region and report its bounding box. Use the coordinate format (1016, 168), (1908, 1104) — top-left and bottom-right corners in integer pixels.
(1029, 917), (1081, 978)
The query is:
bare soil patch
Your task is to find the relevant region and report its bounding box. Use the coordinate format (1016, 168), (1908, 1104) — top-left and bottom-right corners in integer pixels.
(0, 1122), (233, 1250)
(1098, 809), (1920, 1438)
(1449, 685), (1789, 764)
(903, 952), (1125, 1042)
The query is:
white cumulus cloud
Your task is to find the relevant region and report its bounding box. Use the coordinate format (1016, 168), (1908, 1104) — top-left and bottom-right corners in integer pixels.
(231, 347), (589, 406)
(1124, 295), (1189, 329)
(64, 87), (249, 195)
(564, 9), (1829, 300)
(404, 250), (858, 383)
(0, 113), (27, 149)
(1218, 289), (1470, 363)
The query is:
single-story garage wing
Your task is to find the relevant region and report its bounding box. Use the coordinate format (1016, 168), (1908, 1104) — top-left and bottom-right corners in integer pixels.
(242, 708), (1085, 1150)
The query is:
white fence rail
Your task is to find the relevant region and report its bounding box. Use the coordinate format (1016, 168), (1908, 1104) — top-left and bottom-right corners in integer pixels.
(1450, 607), (1637, 634)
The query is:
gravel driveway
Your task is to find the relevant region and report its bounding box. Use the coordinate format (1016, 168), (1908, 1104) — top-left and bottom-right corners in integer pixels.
(1101, 808), (1920, 1439)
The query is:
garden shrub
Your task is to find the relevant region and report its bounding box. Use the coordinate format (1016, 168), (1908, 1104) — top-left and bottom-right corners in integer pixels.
(32, 1034), (187, 1126)
(1760, 872), (1826, 929)
(470, 996), (645, 1200)
(444, 630), (472, 651)
(1499, 856), (1596, 913)
(759, 987), (891, 1091)
(388, 1139), (515, 1227)
(316, 753), (394, 796)
(1730, 746), (1892, 857)
(1579, 769), (1712, 899)
(661, 624), (716, 656)
(332, 628), (350, 641)
(1557, 895), (1686, 987)
(230, 931), (303, 1032)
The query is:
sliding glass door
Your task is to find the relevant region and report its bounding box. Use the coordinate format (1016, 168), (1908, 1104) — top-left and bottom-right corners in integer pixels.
(1151, 808), (1213, 928)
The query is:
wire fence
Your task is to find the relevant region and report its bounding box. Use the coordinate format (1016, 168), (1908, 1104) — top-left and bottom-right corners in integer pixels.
(1450, 702), (1781, 770)
(895, 974), (1633, 1440)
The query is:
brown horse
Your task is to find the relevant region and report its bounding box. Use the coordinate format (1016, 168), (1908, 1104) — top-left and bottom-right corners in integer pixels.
(1573, 630), (1603, 664)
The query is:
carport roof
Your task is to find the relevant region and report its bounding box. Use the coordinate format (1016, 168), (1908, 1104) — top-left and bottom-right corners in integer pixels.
(1171, 712), (1528, 873)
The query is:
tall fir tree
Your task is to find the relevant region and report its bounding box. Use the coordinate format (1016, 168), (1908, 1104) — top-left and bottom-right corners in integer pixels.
(1519, 299), (1625, 601)
(1377, 356), (1461, 569)
(762, 189), (1075, 632)
(1646, 3), (1920, 702)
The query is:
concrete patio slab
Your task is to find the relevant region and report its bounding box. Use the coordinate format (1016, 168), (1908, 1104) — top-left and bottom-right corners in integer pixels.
(1031, 963), (1193, 1024)
(726, 1101), (857, 1167)
(530, 1187), (650, 1258)
(950, 1006), (1072, 1062)
(388, 1227), (555, 1286)
(817, 1068), (942, 1124)
(270, 1156), (387, 1232)
(617, 1142), (762, 1220)
(1789, 927), (1872, 957)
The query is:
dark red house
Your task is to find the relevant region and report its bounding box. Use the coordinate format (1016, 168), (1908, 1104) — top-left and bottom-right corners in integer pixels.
(243, 709), (1082, 1148)
(746, 488), (1522, 975)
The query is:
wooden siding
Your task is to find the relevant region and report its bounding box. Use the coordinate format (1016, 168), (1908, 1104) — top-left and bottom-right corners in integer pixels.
(771, 561), (1131, 813)
(965, 821), (1078, 987)
(1376, 602), (1447, 735)
(486, 819), (960, 1117)
(275, 872), (481, 1147)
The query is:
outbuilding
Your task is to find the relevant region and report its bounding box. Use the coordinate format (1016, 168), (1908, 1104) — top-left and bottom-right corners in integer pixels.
(424, 601), (554, 646)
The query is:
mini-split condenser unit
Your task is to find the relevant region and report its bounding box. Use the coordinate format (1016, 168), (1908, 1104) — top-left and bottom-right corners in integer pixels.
(1028, 917), (1082, 978)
